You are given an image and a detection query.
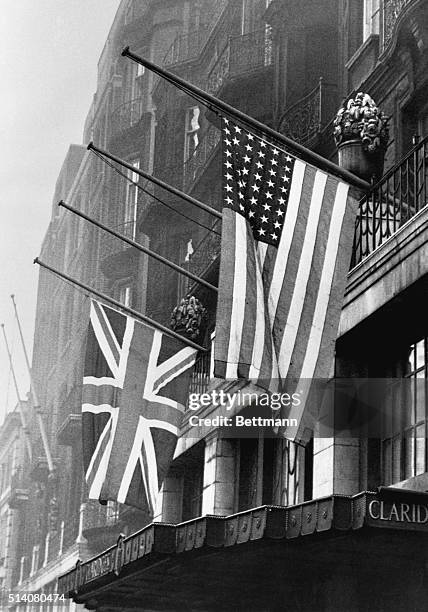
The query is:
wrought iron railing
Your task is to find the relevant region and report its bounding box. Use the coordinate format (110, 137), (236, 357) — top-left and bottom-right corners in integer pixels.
(187, 221), (221, 281)
(110, 97), (143, 135)
(382, 0), (414, 50)
(206, 28), (273, 95)
(188, 346), (212, 400)
(279, 79), (338, 147)
(184, 123), (221, 191)
(351, 135), (428, 266)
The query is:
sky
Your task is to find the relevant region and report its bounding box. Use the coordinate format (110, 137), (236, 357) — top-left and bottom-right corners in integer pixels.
(0, 0), (121, 423)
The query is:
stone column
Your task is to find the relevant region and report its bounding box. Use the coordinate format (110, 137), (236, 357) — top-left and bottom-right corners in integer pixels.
(201, 433), (236, 516)
(157, 470), (183, 524)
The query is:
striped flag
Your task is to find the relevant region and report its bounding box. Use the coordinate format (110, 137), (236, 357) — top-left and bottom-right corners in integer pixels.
(82, 300), (197, 512)
(214, 118), (359, 442)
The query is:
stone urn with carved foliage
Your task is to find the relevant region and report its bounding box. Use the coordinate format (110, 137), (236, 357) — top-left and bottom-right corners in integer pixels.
(170, 296), (207, 343)
(334, 92), (390, 182)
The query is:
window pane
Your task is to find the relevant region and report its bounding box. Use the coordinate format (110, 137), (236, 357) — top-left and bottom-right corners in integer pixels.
(403, 431), (414, 479)
(416, 339), (425, 370)
(416, 371), (426, 422)
(382, 439), (392, 485)
(392, 436), (402, 483)
(416, 425), (426, 475)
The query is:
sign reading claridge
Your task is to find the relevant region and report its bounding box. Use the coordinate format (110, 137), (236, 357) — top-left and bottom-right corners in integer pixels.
(367, 498), (428, 529)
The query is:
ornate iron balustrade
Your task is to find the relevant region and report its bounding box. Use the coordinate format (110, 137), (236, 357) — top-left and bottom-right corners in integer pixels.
(351, 135), (428, 266)
(187, 221), (221, 281)
(184, 123), (221, 191)
(110, 97), (143, 135)
(206, 28), (273, 95)
(382, 0), (413, 50)
(188, 344), (212, 400)
(279, 79), (337, 147)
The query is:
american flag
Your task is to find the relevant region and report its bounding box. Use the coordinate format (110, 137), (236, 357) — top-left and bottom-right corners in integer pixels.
(214, 118), (359, 442)
(82, 300), (197, 512)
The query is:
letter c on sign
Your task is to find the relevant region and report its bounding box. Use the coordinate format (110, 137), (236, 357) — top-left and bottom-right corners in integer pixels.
(368, 500), (380, 519)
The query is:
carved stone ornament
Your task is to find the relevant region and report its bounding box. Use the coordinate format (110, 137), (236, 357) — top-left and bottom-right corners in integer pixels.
(170, 296), (207, 341)
(333, 92), (390, 153)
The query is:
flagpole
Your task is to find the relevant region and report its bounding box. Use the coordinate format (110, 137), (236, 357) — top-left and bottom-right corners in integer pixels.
(121, 47), (371, 193)
(58, 201), (218, 293)
(34, 258), (207, 353)
(87, 143), (222, 220)
(10, 295), (55, 473)
(1, 324), (32, 462)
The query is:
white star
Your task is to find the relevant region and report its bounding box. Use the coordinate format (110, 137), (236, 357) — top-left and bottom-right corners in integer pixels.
(250, 197), (257, 205)
(258, 150), (266, 158)
(225, 173), (232, 181)
(276, 209), (284, 216)
(248, 133), (254, 140)
(263, 203), (271, 211)
(242, 167), (249, 175)
(244, 155), (251, 164)
(225, 184), (233, 192)
(224, 118), (229, 124)
(245, 143), (253, 152)
(224, 160), (232, 168)
(239, 203), (245, 211)
(274, 220), (281, 229)
(252, 184), (260, 192)
(271, 232), (278, 240)
(281, 186), (288, 193)
(284, 166), (291, 173)
(238, 192), (244, 199)
(225, 196), (233, 205)
(238, 180), (245, 188)
(278, 197), (286, 205)
(256, 161), (263, 169)
(269, 169), (276, 177)
(260, 140), (267, 148)
(261, 215), (268, 224)
(248, 210), (255, 217)
(255, 173), (262, 181)
(234, 125), (241, 133)
(258, 228), (266, 236)
(233, 137), (240, 145)
(272, 148), (279, 156)
(267, 180), (274, 188)
(224, 138), (231, 146)
(225, 150), (232, 158)
(271, 158), (278, 166)
(265, 191), (273, 200)
(286, 155), (292, 162)
(283, 176), (290, 182)
(224, 127), (231, 135)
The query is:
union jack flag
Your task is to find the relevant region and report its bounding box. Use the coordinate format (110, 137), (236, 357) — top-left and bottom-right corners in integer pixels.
(82, 300), (197, 512)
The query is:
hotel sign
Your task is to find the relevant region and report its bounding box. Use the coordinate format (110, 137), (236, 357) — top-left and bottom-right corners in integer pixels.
(366, 496), (428, 531)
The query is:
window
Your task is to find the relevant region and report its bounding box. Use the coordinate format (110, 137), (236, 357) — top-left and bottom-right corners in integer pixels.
(381, 336), (428, 484)
(184, 106), (201, 162)
(124, 159), (139, 240)
(363, 0), (380, 41)
(30, 545), (40, 575)
(241, 0), (272, 34)
(118, 282), (133, 308)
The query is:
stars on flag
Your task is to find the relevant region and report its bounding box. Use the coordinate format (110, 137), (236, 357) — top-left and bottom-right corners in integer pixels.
(222, 118), (296, 246)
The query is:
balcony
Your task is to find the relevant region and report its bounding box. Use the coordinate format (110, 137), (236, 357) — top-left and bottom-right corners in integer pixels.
(110, 97), (143, 136)
(278, 79), (338, 148)
(184, 124), (221, 192)
(382, 0), (412, 50)
(351, 135), (428, 267)
(8, 468), (30, 509)
(206, 28), (273, 96)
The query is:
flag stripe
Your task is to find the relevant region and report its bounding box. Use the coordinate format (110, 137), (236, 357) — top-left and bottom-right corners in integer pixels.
(277, 170), (327, 378)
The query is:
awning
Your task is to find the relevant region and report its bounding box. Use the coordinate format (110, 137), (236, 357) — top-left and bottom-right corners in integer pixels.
(58, 489), (428, 611)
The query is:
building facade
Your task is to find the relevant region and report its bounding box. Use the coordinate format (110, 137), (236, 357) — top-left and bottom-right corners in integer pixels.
(2, 1), (427, 610)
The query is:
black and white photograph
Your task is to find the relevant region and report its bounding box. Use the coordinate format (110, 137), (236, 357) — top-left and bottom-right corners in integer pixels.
(0, 1), (427, 610)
